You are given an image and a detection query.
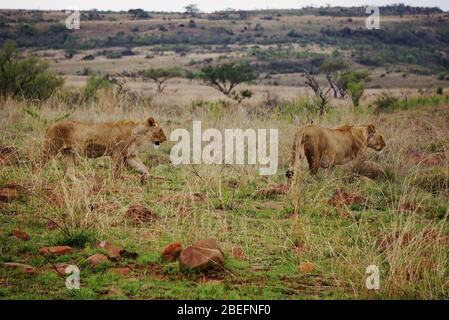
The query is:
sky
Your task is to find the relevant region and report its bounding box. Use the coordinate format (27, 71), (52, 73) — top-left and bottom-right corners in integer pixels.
(0, 1), (448, 12)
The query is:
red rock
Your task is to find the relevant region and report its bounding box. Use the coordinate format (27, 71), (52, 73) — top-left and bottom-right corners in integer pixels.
(0, 185), (19, 202)
(162, 242), (183, 261)
(110, 267), (131, 276)
(4, 262), (36, 274)
(53, 263), (70, 275)
(10, 229), (30, 241)
(97, 240), (122, 259)
(231, 246), (245, 260)
(179, 246), (224, 271)
(87, 253), (109, 266)
(125, 204), (157, 225)
(39, 246), (72, 255)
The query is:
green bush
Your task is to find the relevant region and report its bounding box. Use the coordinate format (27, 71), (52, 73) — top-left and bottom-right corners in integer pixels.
(274, 97), (318, 121)
(83, 75), (112, 102)
(374, 92), (449, 113)
(0, 40), (63, 100)
(347, 81), (365, 107)
(374, 92), (399, 112)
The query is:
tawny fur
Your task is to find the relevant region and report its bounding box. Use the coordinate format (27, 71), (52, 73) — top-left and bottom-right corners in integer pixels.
(41, 117), (167, 180)
(286, 124), (385, 178)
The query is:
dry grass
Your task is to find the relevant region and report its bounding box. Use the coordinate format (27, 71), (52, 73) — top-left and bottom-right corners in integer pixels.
(1, 90), (448, 299)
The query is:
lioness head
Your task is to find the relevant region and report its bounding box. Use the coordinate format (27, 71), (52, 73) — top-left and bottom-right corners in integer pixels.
(147, 117), (167, 147)
(366, 124), (386, 151)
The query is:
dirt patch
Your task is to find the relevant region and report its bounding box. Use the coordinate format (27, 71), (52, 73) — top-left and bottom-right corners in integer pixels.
(328, 189), (364, 208)
(377, 230), (449, 252)
(43, 186), (64, 208)
(0, 184), (21, 202)
(157, 192), (207, 204)
(254, 183), (289, 198)
(0, 146), (19, 165)
(407, 150), (445, 166)
(125, 204), (158, 225)
(399, 202), (423, 213)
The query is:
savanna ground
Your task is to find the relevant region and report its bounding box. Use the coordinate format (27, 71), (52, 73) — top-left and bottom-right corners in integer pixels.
(1, 89), (449, 300)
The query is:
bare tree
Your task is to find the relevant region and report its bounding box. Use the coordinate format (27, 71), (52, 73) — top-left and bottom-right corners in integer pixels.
(304, 70), (332, 116)
(325, 74), (347, 98)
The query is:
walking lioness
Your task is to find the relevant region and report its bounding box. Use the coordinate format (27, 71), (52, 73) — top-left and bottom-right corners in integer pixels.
(41, 117), (166, 180)
(286, 124), (385, 178)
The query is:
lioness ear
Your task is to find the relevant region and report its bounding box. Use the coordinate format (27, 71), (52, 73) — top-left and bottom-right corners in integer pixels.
(367, 124), (376, 136)
(147, 117), (156, 127)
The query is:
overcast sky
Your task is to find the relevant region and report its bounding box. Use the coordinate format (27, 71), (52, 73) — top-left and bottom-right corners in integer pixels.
(1, 1), (447, 12)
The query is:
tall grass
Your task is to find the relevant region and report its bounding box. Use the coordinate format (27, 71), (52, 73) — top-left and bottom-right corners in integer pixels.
(1, 89), (448, 299)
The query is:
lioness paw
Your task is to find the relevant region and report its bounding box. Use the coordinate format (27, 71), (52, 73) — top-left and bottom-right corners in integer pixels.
(285, 170), (294, 179)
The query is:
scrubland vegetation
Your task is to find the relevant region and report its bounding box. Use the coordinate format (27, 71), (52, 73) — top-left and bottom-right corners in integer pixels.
(1, 6), (448, 300)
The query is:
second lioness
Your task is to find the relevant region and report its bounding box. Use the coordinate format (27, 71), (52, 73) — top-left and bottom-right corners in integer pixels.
(42, 117), (166, 180)
(286, 124), (386, 178)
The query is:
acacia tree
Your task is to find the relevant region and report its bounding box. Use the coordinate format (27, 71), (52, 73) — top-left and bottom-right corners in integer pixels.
(139, 67), (182, 93)
(128, 8), (150, 19)
(200, 62), (256, 102)
(184, 4), (200, 17)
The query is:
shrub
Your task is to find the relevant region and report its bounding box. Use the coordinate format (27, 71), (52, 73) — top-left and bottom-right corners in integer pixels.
(83, 75), (112, 102)
(437, 72), (448, 81)
(348, 81), (365, 107)
(374, 92), (449, 113)
(339, 70), (370, 106)
(374, 92), (400, 112)
(274, 97), (318, 121)
(0, 40), (63, 100)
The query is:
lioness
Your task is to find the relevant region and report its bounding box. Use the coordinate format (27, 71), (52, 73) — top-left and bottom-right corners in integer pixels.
(286, 124), (385, 178)
(41, 117), (166, 180)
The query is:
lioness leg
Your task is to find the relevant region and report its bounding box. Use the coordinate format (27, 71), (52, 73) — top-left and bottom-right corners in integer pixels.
(61, 148), (77, 181)
(325, 153), (336, 177)
(305, 137), (320, 175)
(112, 153), (126, 179)
(126, 156), (150, 179)
(34, 138), (59, 173)
(286, 132), (299, 178)
(286, 130), (304, 179)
